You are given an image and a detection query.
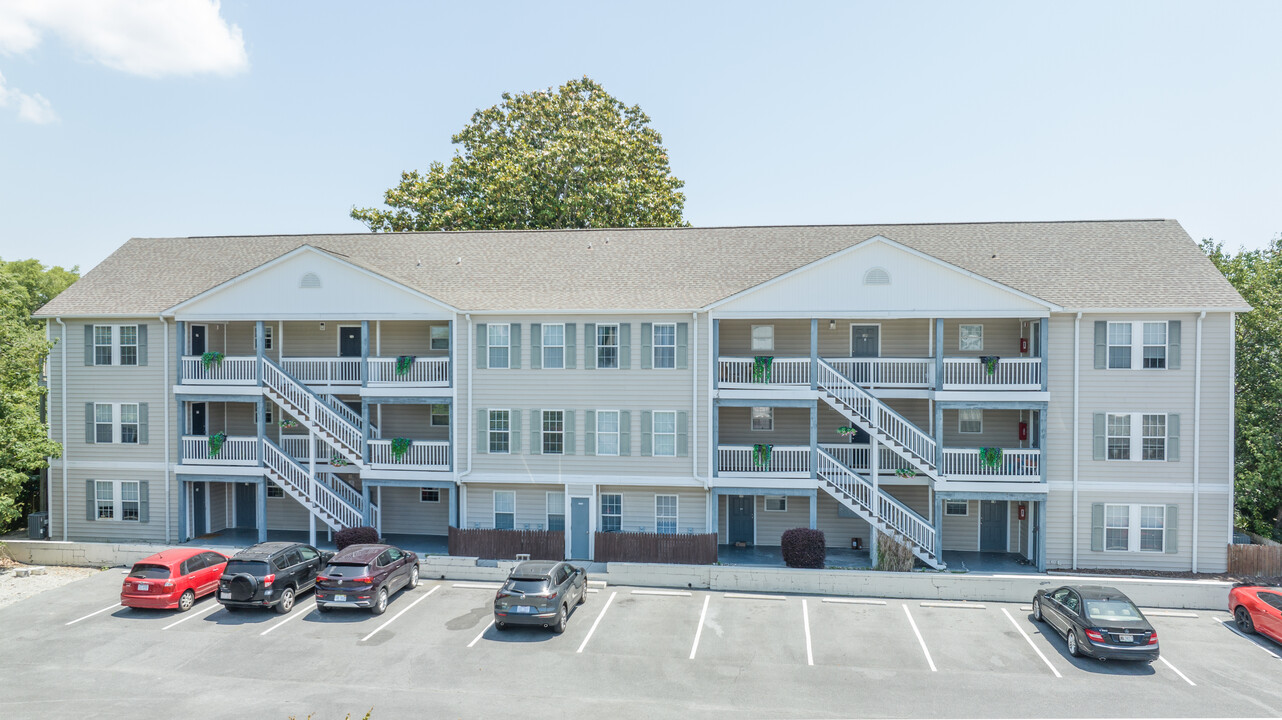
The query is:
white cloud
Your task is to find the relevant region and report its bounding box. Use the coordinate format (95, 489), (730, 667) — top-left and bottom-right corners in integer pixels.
(0, 71), (58, 124)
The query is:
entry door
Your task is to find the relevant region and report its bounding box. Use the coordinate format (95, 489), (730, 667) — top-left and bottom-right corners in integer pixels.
(979, 500), (1008, 552)
(190, 402), (207, 436)
(339, 326), (362, 358)
(192, 483), (207, 537)
(570, 497), (590, 559)
(849, 325), (880, 384)
(728, 495), (754, 545)
(234, 483), (256, 529)
(190, 325), (207, 355)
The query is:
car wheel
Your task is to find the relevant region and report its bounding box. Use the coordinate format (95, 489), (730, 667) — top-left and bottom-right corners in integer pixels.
(371, 588), (388, 616)
(495, 620), (508, 631)
(552, 604), (567, 634)
(1067, 631), (1081, 657)
(407, 566), (419, 590)
(316, 603), (330, 614)
(275, 587), (296, 615)
(178, 589), (196, 612)
(1235, 606), (1256, 634)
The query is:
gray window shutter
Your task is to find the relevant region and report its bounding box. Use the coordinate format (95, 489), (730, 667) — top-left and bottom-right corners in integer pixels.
(139, 481), (150, 523)
(530, 409), (541, 454)
(85, 402), (95, 444)
(138, 403), (149, 444)
(1168, 321), (1181, 370)
(86, 480), (95, 521)
(510, 324), (522, 369)
(475, 323), (488, 369)
(530, 323), (542, 369)
(640, 323), (652, 369)
(641, 410), (653, 456)
(584, 323), (596, 370)
(676, 323), (689, 369)
(565, 324), (576, 369)
(476, 409), (488, 454)
(584, 410), (596, 456)
(677, 411), (689, 457)
(1165, 504), (1179, 554)
(1090, 503), (1104, 552)
(137, 324), (148, 366)
(619, 323), (631, 369)
(510, 410), (521, 453)
(619, 411), (631, 456)
(1167, 414), (1180, 461)
(1093, 321), (1107, 369)
(84, 325), (94, 365)
(1092, 413), (1105, 460)
(564, 410), (576, 455)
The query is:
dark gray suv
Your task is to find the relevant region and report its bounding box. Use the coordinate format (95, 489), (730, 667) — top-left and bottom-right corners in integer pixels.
(493, 560), (588, 633)
(218, 542), (330, 614)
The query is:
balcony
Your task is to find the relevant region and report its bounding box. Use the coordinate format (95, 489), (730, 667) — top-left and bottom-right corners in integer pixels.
(181, 355), (450, 388)
(716, 443), (1040, 481)
(181, 435), (258, 466)
(717, 355), (1041, 391)
(367, 439), (450, 471)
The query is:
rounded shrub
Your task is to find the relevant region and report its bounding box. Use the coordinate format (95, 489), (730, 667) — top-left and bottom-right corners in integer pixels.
(781, 527), (826, 569)
(335, 525), (380, 551)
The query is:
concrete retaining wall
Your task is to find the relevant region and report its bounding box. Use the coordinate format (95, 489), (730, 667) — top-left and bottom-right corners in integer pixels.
(2, 539), (177, 568)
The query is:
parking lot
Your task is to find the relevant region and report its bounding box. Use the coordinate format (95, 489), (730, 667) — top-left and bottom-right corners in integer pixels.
(2, 569), (1281, 719)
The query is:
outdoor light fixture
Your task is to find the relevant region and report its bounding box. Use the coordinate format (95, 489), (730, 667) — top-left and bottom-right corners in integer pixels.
(319, 322), (326, 331)
(829, 320), (836, 331)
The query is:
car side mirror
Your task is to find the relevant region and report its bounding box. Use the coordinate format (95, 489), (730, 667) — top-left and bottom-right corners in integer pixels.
(321, 551), (335, 563)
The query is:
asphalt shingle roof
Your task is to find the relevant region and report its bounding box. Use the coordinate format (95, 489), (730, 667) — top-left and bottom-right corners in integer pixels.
(33, 219), (1247, 317)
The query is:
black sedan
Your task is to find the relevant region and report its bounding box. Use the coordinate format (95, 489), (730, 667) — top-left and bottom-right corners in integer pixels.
(314, 543), (419, 615)
(1033, 585), (1159, 662)
(493, 560), (588, 633)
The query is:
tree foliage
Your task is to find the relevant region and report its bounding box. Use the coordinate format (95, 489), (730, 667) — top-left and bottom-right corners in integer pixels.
(352, 77), (687, 232)
(1202, 237), (1282, 538)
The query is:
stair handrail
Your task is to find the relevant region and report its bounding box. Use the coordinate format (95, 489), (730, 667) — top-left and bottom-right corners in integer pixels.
(320, 472), (364, 512)
(262, 357), (363, 459)
(816, 359), (937, 467)
(262, 437), (363, 529)
(816, 447), (937, 556)
(324, 395), (378, 437)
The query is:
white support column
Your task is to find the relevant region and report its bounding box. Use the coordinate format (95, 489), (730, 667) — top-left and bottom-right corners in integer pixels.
(869, 435), (880, 562)
(309, 514), (316, 548)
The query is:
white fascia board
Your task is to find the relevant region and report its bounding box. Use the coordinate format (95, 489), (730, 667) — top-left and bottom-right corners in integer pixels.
(709, 309), (1047, 319)
(32, 313), (162, 319)
(707, 477), (816, 490)
(934, 481), (1049, 495)
(174, 312), (443, 321)
(1047, 481), (1231, 493)
(1063, 307), (1252, 314)
(467, 308), (701, 315)
(933, 390), (1050, 403)
(459, 472), (704, 488)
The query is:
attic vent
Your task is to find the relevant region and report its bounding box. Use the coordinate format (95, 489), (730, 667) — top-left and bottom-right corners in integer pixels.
(863, 267), (891, 286)
(300, 272), (322, 289)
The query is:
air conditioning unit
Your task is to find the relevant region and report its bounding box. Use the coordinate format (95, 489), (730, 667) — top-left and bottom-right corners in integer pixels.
(27, 511), (48, 540)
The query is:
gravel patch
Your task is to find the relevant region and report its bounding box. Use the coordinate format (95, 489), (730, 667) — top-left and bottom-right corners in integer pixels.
(0, 565), (103, 610)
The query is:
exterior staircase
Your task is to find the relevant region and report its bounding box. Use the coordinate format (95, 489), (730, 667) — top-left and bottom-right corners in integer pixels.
(262, 438), (365, 530)
(262, 357), (365, 468)
(815, 359), (938, 479)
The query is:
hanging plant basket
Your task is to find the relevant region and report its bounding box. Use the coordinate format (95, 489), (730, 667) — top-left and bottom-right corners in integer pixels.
(979, 355), (999, 376)
(278, 419), (299, 430)
(751, 355), (774, 383)
(979, 447), (1003, 470)
(836, 426), (859, 436)
(391, 437), (412, 461)
(200, 351), (225, 370)
(893, 468), (918, 479)
(330, 455), (350, 468)
(752, 443), (773, 468)
(394, 355), (416, 377)
(207, 432), (227, 458)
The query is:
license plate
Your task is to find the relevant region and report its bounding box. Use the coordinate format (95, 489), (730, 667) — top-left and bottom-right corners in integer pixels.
(137, 583), (149, 591)
(1119, 633), (1134, 643)
(333, 595), (346, 602)
(514, 606), (534, 614)
(220, 592), (231, 600)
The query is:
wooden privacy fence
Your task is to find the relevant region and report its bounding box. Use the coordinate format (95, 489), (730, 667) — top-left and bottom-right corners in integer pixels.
(1228, 543), (1282, 577)
(594, 532), (718, 565)
(448, 527), (564, 560)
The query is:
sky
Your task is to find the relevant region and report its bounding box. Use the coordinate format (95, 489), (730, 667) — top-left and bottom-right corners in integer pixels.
(0, 0), (1279, 273)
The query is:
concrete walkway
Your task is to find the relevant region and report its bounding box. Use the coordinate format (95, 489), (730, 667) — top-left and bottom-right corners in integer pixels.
(718, 544), (871, 569)
(182, 528), (448, 555)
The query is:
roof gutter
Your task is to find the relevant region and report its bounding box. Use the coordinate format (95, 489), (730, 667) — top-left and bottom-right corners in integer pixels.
(55, 317), (67, 542)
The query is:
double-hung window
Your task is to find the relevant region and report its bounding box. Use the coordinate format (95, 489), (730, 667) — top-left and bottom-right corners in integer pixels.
(1107, 322), (1132, 369)
(600, 493), (622, 532)
(945, 500), (969, 516)
(1106, 414), (1131, 460)
(94, 480), (140, 521)
(1142, 322), (1167, 369)
(93, 325), (140, 366)
(94, 402), (140, 444)
(655, 495), (678, 534)
(1103, 412), (1171, 462)
(118, 326), (138, 366)
(546, 492), (565, 531)
(1103, 504), (1166, 552)
(430, 404), (450, 427)
(487, 324), (510, 369)
(1106, 321), (1173, 370)
(488, 410), (510, 454)
(542, 410), (564, 455)
(95, 404), (114, 443)
(750, 407), (773, 432)
(420, 489), (440, 503)
(255, 324), (273, 351)
(430, 325), (450, 351)
(1140, 505), (1166, 551)
(94, 326), (114, 365)
(267, 484), (284, 498)
(653, 411), (676, 457)
(542, 323), (565, 369)
(493, 491), (515, 530)
(1104, 504), (1130, 550)
(596, 324), (619, 369)
(751, 325), (774, 352)
(596, 410), (620, 456)
(95, 481), (114, 519)
(653, 323), (676, 369)
(1141, 414), (1166, 460)
(958, 409), (983, 434)
(119, 404), (140, 444)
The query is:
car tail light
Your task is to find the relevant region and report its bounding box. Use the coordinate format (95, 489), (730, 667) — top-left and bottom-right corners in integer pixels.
(316, 576), (329, 583)
(1084, 629), (1105, 643)
(495, 590), (512, 599)
(262, 573), (275, 587)
(529, 591), (557, 599)
(163, 581), (174, 589)
(354, 577), (374, 584)
(1148, 631), (1158, 645)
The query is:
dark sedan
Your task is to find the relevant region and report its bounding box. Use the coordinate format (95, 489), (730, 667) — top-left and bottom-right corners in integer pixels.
(1033, 585), (1159, 662)
(493, 560), (588, 633)
(315, 544), (419, 615)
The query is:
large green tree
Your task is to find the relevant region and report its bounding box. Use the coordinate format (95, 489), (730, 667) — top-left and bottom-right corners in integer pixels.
(1202, 237), (1282, 538)
(352, 77), (687, 231)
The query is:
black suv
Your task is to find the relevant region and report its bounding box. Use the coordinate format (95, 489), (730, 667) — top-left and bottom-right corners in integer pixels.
(218, 542), (331, 614)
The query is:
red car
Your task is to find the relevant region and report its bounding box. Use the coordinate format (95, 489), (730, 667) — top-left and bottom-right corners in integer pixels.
(121, 548), (229, 611)
(1229, 584), (1282, 645)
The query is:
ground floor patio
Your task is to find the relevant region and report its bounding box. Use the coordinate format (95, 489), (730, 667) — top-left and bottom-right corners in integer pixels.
(182, 527), (448, 556)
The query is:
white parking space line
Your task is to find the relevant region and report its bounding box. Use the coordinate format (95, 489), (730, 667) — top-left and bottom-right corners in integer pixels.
(467, 619), (494, 648)
(689, 595), (710, 660)
(821, 597), (887, 605)
(162, 601), (221, 630)
(724, 593), (786, 601)
(260, 601), (316, 636)
(1019, 605), (1032, 611)
(1142, 610), (1198, 618)
(452, 582), (501, 590)
(587, 588), (600, 593)
(919, 601), (986, 610)
(65, 603), (120, 626)
(801, 599), (814, 666)
(587, 580), (609, 588)
(1211, 617), (1281, 658)
(1001, 607), (1062, 678)
(576, 590), (617, 654)
(1158, 655), (1196, 686)
(901, 604), (937, 672)
(359, 585), (440, 643)
(632, 589), (692, 596)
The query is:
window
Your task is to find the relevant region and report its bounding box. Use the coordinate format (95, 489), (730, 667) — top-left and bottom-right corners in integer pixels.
(1140, 505), (1165, 551)
(653, 323), (676, 369)
(596, 410), (620, 456)
(488, 410), (510, 454)
(95, 404), (114, 443)
(655, 495), (678, 534)
(1104, 504), (1130, 550)
(542, 323), (565, 369)
(94, 326), (113, 365)
(93, 480), (140, 521)
(255, 324), (273, 350)
(267, 484), (284, 498)
(596, 324), (619, 369)
(547, 492), (565, 531)
(95, 481), (114, 519)
(93, 325), (140, 366)
(264, 406), (273, 425)
(493, 491), (515, 530)
(750, 407), (773, 432)
(119, 404), (139, 444)
(958, 409), (983, 434)
(487, 324), (510, 369)
(1106, 414), (1131, 460)
(1141, 414), (1166, 461)
(1104, 504), (1166, 552)
(420, 488), (440, 503)
(95, 402), (140, 444)
(430, 404), (450, 427)
(542, 410), (564, 455)
(1107, 322), (1132, 369)
(1142, 322), (1167, 369)
(430, 325), (450, 351)
(118, 326), (138, 366)
(653, 411), (676, 457)
(751, 325), (774, 352)
(959, 324), (983, 351)
(600, 493), (622, 532)
(945, 500), (969, 516)
(764, 496), (787, 512)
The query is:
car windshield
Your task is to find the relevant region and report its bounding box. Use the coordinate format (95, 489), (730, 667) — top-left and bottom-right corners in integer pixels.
(1084, 598), (1143, 623)
(128, 563), (170, 579)
(508, 579), (549, 594)
(224, 560), (269, 575)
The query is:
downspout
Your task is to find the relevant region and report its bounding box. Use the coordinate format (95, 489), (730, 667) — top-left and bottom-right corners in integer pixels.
(692, 312), (701, 483)
(1072, 312), (1081, 569)
(1193, 311), (1205, 572)
(160, 315), (171, 543)
(55, 317), (67, 541)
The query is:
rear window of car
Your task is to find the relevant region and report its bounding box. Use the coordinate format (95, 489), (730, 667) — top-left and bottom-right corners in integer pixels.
(128, 563), (170, 579)
(224, 560), (269, 576)
(324, 562), (369, 574)
(508, 579), (549, 593)
(1084, 598), (1143, 623)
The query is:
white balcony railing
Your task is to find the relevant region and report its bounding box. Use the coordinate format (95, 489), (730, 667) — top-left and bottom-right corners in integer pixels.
(181, 356), (257, 385)
(942, 448), (1041, 480)
(280, 357), (362, 385)
(942, 357), (1041, 390)
(716, 445), (810, 475)
(368, 439), (450, 470)
(280, 435), (327, 464)
(716, 355), (1043, 392)
(818, 444), (915, 473)
(825, 358), (933, 388)
(367, 357), (449, 386)
(717, 357), (811, 385)
(182, 435), (258, 465)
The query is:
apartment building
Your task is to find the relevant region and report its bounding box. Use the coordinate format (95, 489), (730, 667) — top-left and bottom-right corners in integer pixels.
(33, 220), (1246, 572)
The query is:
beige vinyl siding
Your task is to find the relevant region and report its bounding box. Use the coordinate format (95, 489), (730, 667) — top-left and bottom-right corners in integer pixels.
(719, 406), (810, 445)
(942, 409), (1022, 447)
(598, 486), (707, 534)
(377, 404), (448, 442)
(815, 493), (871, 549)
(377, 486), (450, 535)
(1010, 503), (1029, 557)
(942, 318), (1023, 357)
(718, 318), (933, 357)
(463, 483), (560, 530)
(884, 484), (930, 517)
(754, 494), (810, 546)
(266, 492), (311, 530)
(376, 320), (449, 357)
(51, 467), (172, 542)
(279, 321), (344, 357)
(208, 482), (231, 533)
(942, 500), (979, 551)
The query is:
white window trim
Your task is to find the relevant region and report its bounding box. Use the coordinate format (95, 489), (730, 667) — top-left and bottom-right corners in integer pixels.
(95, 402), (139, 444)
(600, 493), (622, 532)
(546, 491), (565, 530)
(541, 323), (566, 369)
(430, 404), (450, 427)
(763, 496), (788, 512)
(1105, 412), (1168, 462)
(945, 500), (969, 517)
(596, 323), (620, 370)
(749, 406), (773, 432)
(493, 490), (515, 529)
(430, 325), (450, 351)
(420, 488), (440, 503)
(959, 324), (984, 351)
(849, 323), (883, 357)
(653, 410), (677, 457)
(488, 409), (511, 455)
(958, 409), (983, 434)
(93, 479), (141, 522)
(1107, 321), (1171, 370)
(487, 323), (511, 369)
(655, 494), (678, 534)
(255, 324), (273, 351)
(266, 484), (284, 498)
(542, 409), (566, 455)
(1103, 503), (1166, 552)
(750, 324), (775, 352)
(93, 324), (140, 366)
(596, 409), (620, 457)
(652, 323), (677, 369)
